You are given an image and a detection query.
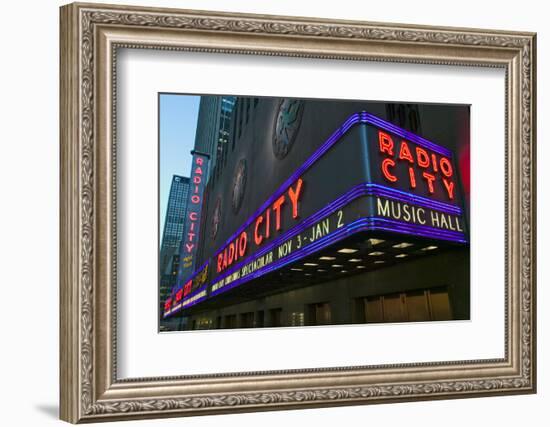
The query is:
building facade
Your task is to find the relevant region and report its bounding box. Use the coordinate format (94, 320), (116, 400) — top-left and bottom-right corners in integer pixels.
(193, 95), (236, 181)
(163, 97), (470, 330)
(159, 175), (190, 286)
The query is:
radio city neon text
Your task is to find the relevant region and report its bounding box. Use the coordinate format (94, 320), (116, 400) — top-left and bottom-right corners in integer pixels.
(378, 130), (456, 200)
(216, 178), (304, 274)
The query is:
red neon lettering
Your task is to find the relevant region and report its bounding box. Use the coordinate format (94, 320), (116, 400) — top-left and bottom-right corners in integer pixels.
(217, 253), (223, 273)
(195, 166), (203, 175)
(189, 212), (198, 221)
(408, 167), (417, 188)
(254, 216), (264, 246)
(196, 157), (203, 165)
(265, 208), (271, 239)
(422, 172), (436, 193)
(398, 141), (414, 163)
(185, 243), (194, 253)
(184, 280), (192, 295)
(287, 178), (303, 219)
(440, 157), (453, 177)
(443, 178), (455, 199)
(416, 148), (430, 168)
(381, 158), (397, 182)
(222, 250), (228, 271)
(228, 242), (235, 265)
(378, 131), (394, 155)
(238, 231), (247, 257)
(431, 154), (439, 172)
(193, 175), (201, 184)
(187, 232), (195, 241)
(191, 195), (200, 203)
(272, 195), (285, 231)
(190, 222), (195, 231)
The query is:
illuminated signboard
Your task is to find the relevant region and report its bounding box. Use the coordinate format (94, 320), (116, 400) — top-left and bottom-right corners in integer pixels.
(369, 126), (457, 203)
(164, 112), (467, 317)
(176, 151), (210, 285)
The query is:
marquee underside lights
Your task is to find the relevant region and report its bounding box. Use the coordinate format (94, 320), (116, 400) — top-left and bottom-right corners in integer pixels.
(164, 111), (468, 318)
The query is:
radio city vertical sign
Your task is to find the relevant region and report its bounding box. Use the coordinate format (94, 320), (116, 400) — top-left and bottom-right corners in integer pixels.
(178, 150), (210, 283)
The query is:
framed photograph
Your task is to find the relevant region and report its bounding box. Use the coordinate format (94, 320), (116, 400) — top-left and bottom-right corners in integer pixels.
(60, 2), (536, 423)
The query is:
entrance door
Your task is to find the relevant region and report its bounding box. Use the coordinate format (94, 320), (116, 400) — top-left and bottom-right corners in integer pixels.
(381, 294), (407, 322)
(428, 288), (453, 321)
(363, 287), (452, 323)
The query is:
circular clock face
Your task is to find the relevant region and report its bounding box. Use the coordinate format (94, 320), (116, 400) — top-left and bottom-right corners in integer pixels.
(211, 196), (222, 239)
(231, 159), (247, 214)
(272, 98), (304, 159)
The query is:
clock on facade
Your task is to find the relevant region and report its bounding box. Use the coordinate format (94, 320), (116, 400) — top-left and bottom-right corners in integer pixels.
(231, 158), (247, 214)
(272, 98), (304, 159)
(211, 196), (222, 239)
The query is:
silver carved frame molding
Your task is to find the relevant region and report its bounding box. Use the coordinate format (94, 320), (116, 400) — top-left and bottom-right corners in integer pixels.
(59, 2), (537, 423)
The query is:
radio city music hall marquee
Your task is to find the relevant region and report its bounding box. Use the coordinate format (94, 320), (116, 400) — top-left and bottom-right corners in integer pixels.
(164, 112), (468, 318)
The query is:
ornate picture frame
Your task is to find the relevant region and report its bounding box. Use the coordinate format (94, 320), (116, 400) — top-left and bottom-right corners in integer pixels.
(60, 2), (536, 423)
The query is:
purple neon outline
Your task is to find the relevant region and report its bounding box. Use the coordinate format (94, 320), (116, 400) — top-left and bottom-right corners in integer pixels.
(165, 260), (210, 314)
(165, 183), (366, 315)
(164, 288), (208, 317)
(359, 112), (451, 156)
(211, 111), (456, 261)
(368, 183), (461, 214)
(166, 214), (466, 316)
(183, 261), (209, 285)
(204, 183), (463, 289)
(165, 112), (462, 316)
(170, 207), (466, 314)
(167, 212), (468, 316)
(165, 182), (465, 314)
(170, 260), (210, 298)
(196, 216), (466, 307)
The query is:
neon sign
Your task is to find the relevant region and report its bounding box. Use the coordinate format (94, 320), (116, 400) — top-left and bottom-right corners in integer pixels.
(378, 131), (456, 199)
(164, 111), (468, 317)
(184, 155), (206, 253)
(177, 151), (210, 283)
(216, 178), (304, 275)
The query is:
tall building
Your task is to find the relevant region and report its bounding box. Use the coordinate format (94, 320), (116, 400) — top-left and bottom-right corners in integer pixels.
(194, 96), (236, 180)
(159, 175), (190, 280)
(160, 98), (234, 327)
